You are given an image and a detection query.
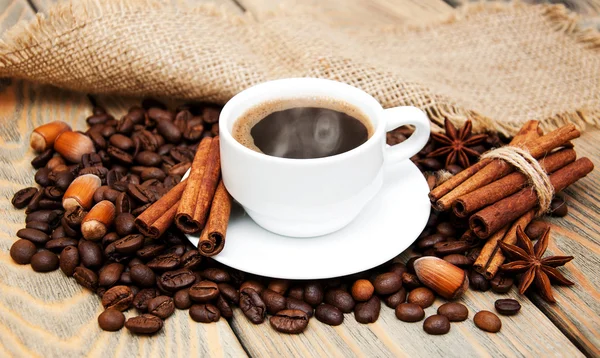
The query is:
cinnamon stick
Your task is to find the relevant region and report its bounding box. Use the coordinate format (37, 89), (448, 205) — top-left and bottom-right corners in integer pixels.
(198, 181), (231, 257)
(470, 157), (594, 238)
(472, 225), (509, 274)
(430, 120), (542, 208)
(135, 179), (187, 238)
(453, 149), (576, 217)
(473, 210), (534, 277)
(484, 211), (535, 279)
(175, 137), (220, 234)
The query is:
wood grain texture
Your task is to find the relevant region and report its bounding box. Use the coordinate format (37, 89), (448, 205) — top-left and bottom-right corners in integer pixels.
(445, 0), (600, 16)
(0, 80), (247, 358)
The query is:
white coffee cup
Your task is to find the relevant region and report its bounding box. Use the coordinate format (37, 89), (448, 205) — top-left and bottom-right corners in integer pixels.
(219, 78), (430, 237)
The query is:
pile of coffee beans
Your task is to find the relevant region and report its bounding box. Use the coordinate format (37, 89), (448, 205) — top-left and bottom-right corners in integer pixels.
(11, 101), (530, 336)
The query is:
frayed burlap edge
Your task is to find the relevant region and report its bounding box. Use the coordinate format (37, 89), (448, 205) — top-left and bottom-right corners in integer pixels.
(0, 0), (599, 136)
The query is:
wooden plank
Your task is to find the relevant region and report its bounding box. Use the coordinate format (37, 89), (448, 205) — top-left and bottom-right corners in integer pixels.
(30, 0), (244, 14)
(0, 80), (248, 357)
(525, 129), (600, 357)
(445, 0), (600, 17)
(236, 0), (452, 24)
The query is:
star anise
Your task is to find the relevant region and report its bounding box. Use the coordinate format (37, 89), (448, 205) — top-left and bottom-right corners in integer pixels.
(499, 225), (574, 303)
(427, 118), (487, 168)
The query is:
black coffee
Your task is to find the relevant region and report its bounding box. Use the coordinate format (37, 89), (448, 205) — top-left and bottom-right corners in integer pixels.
(233, 101), (372, 159)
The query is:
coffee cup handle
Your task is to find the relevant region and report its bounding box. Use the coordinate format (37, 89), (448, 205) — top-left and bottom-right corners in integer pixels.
(383, 106), (430, 165)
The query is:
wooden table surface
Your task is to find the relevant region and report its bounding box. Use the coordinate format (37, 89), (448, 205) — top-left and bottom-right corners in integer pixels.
(0, 0), (598, 357)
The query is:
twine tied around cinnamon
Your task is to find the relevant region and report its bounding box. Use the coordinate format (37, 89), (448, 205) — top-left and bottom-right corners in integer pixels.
(480, 146), (554, 215)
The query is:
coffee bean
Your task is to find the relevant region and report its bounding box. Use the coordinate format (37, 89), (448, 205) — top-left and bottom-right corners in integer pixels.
(285, 297), (314, 318)
(324, 289), (355, 313)
(34, 167), (52, 187)
(168, 162), (191, 176)
(120, 271), (133, 285)
(373, 272), (402, 295)
(174, 289), (192, 310)
(202, 268), (231, 283)
(261, 289), (287, 315)
(383, 288), (407, 309)
(215, 295), (234, 319)
(44, 185), (65, 202)
(443, 254), (474, 267)
(494, 299), (521, 316)
(434, 241), (470, 255)
(12, 187), (38, 209)
(45, 237), (77, 252)
(31, 148), (54, 169)
(490, 275), (514, 294)
(240, 280), (265, 295)
(437, 302), (469, 321)
(115, 192), (131, 214)
(446, 164), (463, 175)
(147, 296), (175, 319)
(135, 151), (162, 167)
(147, 253), (180, 271)
(78, 239), (103, 268)
(109, 134), (135, 151)
(61, 216), (79, 237)
(98, 309), (125, 331)
(99, 263), (126, 287)
(315, 304), (343, 326)
(136, 244), (166, 259)
(17, 228), (50, 245)
(63, 207), (87, 229)
(74, 266), (98, 290)
(550, 197), (568, 217)
(147, 108), (174, 122)
(107, 146), (134, 165)
(436, 222), (457, 237)
(401, 272), (422, 290)
(59, 246), (79, 276)
(270, 309), (309, 334)
(407, 287), (435, 308)
(474, 310), (502, 332)
(303, 283), (324, 306)
(240, 288), (267, 324)
(406, 256), (421, 273)
(133, 288), (159, 311)
(159, 269), (196, 291)
(469, 270), (490, 291)
(354, 296), (381, 324)
(125, 314), (163, 335)
(423, 315), (451, 335)
(388, 262), (408, 277)
(25, 190), (44, 212)
(156, 120), (182, 143)
(26, 210), (60, 228)
(218, 283), (240, 305)
(525, 221), (550, 241)
(189, 304), (221, 323)
(351, 279), (374, 302)
(140, 167), (166, 181)
(29, 250), (59, 272)
(189, 280), (219, 302)
(419, 158), (443, 170)
(102, 285), (134, 311)
(287, 285), (304, 300)
(114, 234), (145, 254)
(26, 221), (51, 234)
(395, 303), (425, 322)
(130, 264), (156, 288)
(416, 234), (446, 250)
(10, 239), (37, 264)
(181, 250), (202, 270)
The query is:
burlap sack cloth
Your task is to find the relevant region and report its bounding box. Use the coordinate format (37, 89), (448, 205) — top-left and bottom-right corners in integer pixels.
(0, 0), (599, 135)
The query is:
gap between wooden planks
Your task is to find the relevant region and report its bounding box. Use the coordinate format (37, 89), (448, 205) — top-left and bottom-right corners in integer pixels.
(0, 0), (598, 356)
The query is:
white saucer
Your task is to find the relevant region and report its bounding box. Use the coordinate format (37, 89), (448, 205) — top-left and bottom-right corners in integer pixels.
(186, 160), (430, 279)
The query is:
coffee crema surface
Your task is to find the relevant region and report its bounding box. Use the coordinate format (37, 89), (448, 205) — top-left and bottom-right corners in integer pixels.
(232, 99), (373, 159)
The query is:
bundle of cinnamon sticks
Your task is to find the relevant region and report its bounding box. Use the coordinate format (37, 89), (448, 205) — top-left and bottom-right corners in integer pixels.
(429, 121), (594, 278)
(135, 136), (232, 257)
